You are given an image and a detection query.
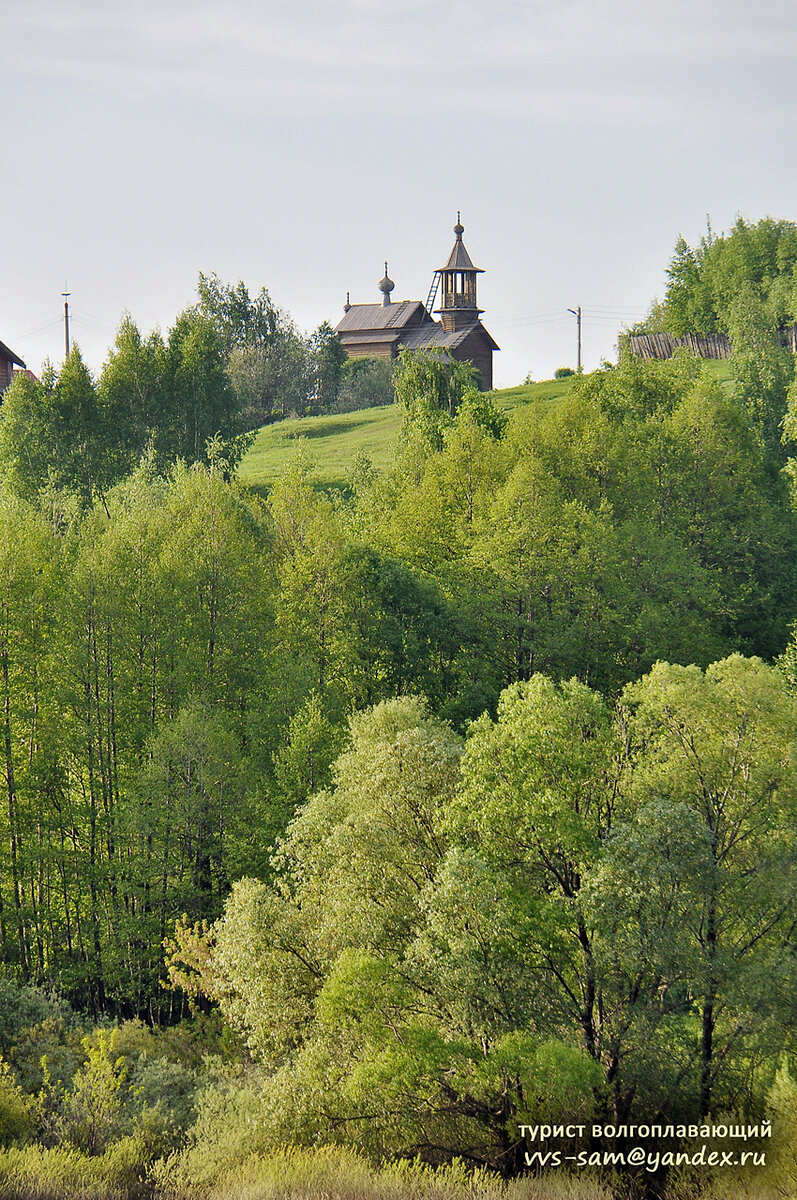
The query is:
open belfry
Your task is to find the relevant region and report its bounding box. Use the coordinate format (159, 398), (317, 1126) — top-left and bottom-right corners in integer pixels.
(335, 215), (498, 389)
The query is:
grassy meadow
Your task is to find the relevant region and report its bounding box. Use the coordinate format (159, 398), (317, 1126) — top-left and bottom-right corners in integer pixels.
(237, 375), (579, 493)
(237, 361), (735, 494)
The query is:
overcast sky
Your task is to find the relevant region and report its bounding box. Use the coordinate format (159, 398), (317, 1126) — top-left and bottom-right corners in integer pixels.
(3, 0), (797, 386)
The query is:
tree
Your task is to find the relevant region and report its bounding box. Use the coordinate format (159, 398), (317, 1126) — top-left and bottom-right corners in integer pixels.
(161, 309), (248, 469)
(727, 284), (794, 464)
(51, 349), (108, 502)
(0, 372), (58, 502)
(98, 316), (167, 477)
(662, 234), (715, 335)
(195, 272), (282, 353)
(227, 329), (310, 425)
(652, 216), (797, 337)
(619, 656), (797, 1116)
(267, 450), (359, 701)
(335, 357), (394, 412)
(130, 701), (247, 931)
(0, 494), (61, 979)
(309, 323), (347, 413)
(0, 349), (108, 504)
(394, 349), (480, 452)
(455, 657), (797, 1123)
(194, 272), (311, 425)
(204, 697), (461, 1051)
(186, 691), (600, 1169)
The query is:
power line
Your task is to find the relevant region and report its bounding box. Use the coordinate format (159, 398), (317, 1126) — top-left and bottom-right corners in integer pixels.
(8, 317), (62, 342)
(73, 307), (115, 330)
(492, 314), (571, 330)
(491, 310), (569, 327)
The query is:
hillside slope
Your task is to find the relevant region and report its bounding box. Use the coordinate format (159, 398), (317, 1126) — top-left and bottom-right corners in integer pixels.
(237, 361), (735, 493)
(237, 376), (577, 492)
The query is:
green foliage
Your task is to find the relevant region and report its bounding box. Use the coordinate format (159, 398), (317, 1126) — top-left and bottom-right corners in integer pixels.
(455, 388), (508, 439)
(619, 656), (797, 1113)
(59, 1031), (127, 1156)
(227, 332), (309, 426)
(99, 317), (168, 480)
(155, 1140), (612, 1200)
(661, 233), (717, 335)
(163, 308), (243, 467)
(336, 356), (395, 412)
(0, 337), (794, 1039)
(0, 1142), (144, 1199)
(3, 238), (797, 1191)
(193, 658), (797, 1167)
(195, 693), (602, 1166)
(0, 977), (77, 1062)
(0, 1059), (33, 1146)
(309, 322), (348, 413)
(356, 351), (796, 703)
(636, 221), (797, 470)
(0, 350), (107, 504)
(195, 273), (312, 425)
(726, 286), (795, 460)
(0, 465), (280, 1013)
(394, 348), (480, 457)
(0, 373), (60, 502)
(209, 697), (461, 1056)
(134, 701), (247, 920)
(195, 272), (282, 353)
(272, 691), (346, 815)
(656, 216), (797, 336)
(0, 310), (251, 506)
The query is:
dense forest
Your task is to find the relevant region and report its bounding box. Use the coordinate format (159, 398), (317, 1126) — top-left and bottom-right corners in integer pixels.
(0, 220), (797, 1198)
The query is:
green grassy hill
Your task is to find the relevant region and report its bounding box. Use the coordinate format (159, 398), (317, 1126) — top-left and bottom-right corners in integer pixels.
(237, 360), (736, 494)
(237, 376), (577, 493)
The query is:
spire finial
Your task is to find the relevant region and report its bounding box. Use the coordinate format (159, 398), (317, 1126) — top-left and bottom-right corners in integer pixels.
(454, 212), (464, 239)
(343, 291), (351, 313)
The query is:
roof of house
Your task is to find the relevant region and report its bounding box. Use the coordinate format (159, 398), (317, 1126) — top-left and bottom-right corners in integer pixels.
(399, 322), (498, 352)
(0, 340), (25, 369)
(336, 300), (429, 333)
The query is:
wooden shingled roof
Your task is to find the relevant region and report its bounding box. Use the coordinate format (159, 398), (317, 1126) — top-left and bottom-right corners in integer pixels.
(400, 322), (498, 352)
(440, 238), (482, 274)
(336, 301), (430, 332)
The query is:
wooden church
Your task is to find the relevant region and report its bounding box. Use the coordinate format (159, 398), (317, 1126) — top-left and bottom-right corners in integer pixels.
(335, 216), (498, 390)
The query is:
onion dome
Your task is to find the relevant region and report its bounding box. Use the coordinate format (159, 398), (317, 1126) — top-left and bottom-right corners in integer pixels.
(378, 262), (395, 305)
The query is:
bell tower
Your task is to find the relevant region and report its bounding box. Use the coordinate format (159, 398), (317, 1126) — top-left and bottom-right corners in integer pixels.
(435, 213), (484, 333)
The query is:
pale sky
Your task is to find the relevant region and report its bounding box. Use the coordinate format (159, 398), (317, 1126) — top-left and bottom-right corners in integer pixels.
(3, 0), (797, 386)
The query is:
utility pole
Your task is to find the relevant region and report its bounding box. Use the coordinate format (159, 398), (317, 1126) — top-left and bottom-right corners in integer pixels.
(62, 288), (71, 358)
(567, 305), (582, 372)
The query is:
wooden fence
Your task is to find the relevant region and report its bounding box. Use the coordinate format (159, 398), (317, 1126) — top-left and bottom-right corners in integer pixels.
(625, 327), (797, 360)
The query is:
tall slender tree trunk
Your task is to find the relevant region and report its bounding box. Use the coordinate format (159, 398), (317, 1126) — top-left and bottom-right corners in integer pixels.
(700, 893), (717, 1116)
(1, 625), (27, 973)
